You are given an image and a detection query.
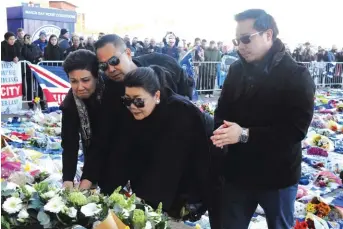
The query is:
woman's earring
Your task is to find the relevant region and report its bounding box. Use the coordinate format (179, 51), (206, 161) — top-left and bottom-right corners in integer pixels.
(156, 99), (160, 104)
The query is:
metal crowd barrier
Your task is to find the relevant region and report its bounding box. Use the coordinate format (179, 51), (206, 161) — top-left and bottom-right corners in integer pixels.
(20, 60), (64, 104)
(193, 61), (343, 92)
(17, 60), (343, 102)
(20, 60), (39, 104)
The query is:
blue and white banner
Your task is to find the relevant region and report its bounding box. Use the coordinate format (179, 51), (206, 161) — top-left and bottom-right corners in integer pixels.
(180, 50), (198, 100)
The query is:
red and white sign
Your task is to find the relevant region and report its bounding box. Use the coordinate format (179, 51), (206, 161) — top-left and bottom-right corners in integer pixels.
(1, 61), (22, 113)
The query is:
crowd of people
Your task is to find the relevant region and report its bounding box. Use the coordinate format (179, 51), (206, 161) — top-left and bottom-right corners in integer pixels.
(292, 42), (343, 62)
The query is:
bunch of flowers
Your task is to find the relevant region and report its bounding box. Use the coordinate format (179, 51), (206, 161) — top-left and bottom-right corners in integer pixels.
(310, 134), (332, 150)
(1, 178), (169, 229)
(305, 197), (331, 218)
(194, 102), (215, 116)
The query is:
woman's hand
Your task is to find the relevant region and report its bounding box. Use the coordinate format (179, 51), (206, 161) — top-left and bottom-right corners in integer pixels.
(79, 179), (92, 190)
(62, 181), (74, 189)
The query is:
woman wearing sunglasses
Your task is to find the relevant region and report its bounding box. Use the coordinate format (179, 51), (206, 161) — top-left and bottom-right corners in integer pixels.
(60, 49), (106, 189)
(85, 65), (213, 222)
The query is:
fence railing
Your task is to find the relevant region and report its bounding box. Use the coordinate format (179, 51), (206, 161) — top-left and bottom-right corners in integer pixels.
(193, 61), (343, 92)
(14, 60), (343, 105)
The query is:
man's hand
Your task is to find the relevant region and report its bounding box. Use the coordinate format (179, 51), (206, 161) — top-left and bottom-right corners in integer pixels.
(211, 120), (242, 147)
(13, 57), (19, 63)
(79, 179), (92, 191)
(62, 181), (74, 189)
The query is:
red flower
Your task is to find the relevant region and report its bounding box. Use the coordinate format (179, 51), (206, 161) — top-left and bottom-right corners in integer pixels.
(306, 219), (315, 229)
(294, 220), (308, 229)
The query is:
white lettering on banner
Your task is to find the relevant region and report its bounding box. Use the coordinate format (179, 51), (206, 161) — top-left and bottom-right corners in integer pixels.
(52, 93), (66, 104)
(1, 85), (21, 97)
(1, 61), (22, 114)
(24, 10), (75, 19)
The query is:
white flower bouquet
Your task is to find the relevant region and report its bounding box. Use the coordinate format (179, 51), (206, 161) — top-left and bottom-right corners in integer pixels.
(1, 179), (169, 229)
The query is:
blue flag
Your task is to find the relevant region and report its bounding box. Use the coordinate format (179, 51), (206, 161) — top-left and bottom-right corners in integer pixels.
(180, 50), (198, 101)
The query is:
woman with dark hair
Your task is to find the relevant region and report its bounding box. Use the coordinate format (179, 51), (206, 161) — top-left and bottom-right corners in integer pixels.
(83, 65), (211, 221)
(60, 49), (105, 189)
(44, 34), (64, 60)
(1, 32), (20, 62)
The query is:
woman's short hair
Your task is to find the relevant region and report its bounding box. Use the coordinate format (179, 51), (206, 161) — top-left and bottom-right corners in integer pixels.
(63, 49), (99, 78)
(23, 34), (31, 40)
(124, 66), (167, 96)
(4, 32), (15, 41)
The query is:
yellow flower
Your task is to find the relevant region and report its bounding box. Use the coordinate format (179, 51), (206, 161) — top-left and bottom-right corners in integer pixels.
(125, 226), (130, 229)
(195, 224), (201, 229)
(34, 97), (40, 104)
(23, 163), (31, 172)
(306, 203), (317, 213)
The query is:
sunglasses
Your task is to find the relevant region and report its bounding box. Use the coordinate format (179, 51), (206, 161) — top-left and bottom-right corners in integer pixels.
(232, 31), (264, 46)
(98, 52), (124, 72)
(121, 96), (145, 108)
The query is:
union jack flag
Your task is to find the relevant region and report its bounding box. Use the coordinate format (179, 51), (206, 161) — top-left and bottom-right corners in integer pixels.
(28, 64), (70, 108)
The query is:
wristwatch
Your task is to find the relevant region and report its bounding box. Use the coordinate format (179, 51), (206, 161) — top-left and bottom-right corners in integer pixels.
(239, 128), (249, 143)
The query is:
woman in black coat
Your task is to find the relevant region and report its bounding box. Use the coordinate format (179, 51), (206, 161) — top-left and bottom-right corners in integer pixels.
(86, 66), (211, 221)
(60, 49), (105, 189)
(44, 34), (64, 60)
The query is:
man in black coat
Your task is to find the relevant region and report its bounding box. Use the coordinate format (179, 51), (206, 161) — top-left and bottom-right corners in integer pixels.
(80, 34), (192, 189)
(210, 9), (315, 229)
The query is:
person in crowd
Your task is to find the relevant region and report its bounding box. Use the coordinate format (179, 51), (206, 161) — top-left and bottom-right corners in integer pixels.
(1, 32), (20, 62)
(123, 35), (134, 54)
(292, 44), (303, 61)
(85, 36), (95, 52)
(217, 41), (223, 54)
(21, 34), (41, 103)
(58, 28), (70, 53)
(178, 42), (187, 61)
(98, 32), (105, 40)
(301, 42), (316, 61)
(33, 31), (48, 56)
(60, 49), (106, 189)
(15, 28), (25, 52)
(21, 34), (41, 64)
(149, 38), (161, 53)
(83, 66), (211, 221)
(44, 35), (64, 61)
(65, 35), (85, 57)
(78, 34), (193, 190)
(316, 48), (326, 62)
(79, 36), (86, 48)
(331, 45), (338, 60)
(162, 32), (180, 60)
(211, 9), (315, 229)
(203, 40), (221, 98)
(201, 39), (207, 50)
(337, 48), (343, 62)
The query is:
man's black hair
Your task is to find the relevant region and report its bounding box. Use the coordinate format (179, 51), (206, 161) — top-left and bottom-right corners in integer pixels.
(235, 9), (279, 40)
(4, 32), (15, 40)
(63, 49), (99, 78)
(94, 34), (126, 52)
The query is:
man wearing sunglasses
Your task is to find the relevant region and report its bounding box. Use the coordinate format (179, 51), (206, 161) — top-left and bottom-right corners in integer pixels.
(211, 9), (315, 229)
(79, 34), (193, 190)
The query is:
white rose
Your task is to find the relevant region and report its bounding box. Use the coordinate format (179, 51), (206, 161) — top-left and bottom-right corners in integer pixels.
(81, 203), (102, 217)
(44, 196), (65, 213)
(67, 207), (77, 218)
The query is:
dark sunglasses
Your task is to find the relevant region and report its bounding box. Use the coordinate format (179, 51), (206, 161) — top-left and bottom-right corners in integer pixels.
(121, 96), (145, 108)
(98, 53), (124, 72)
(232, 31), (264, 46)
